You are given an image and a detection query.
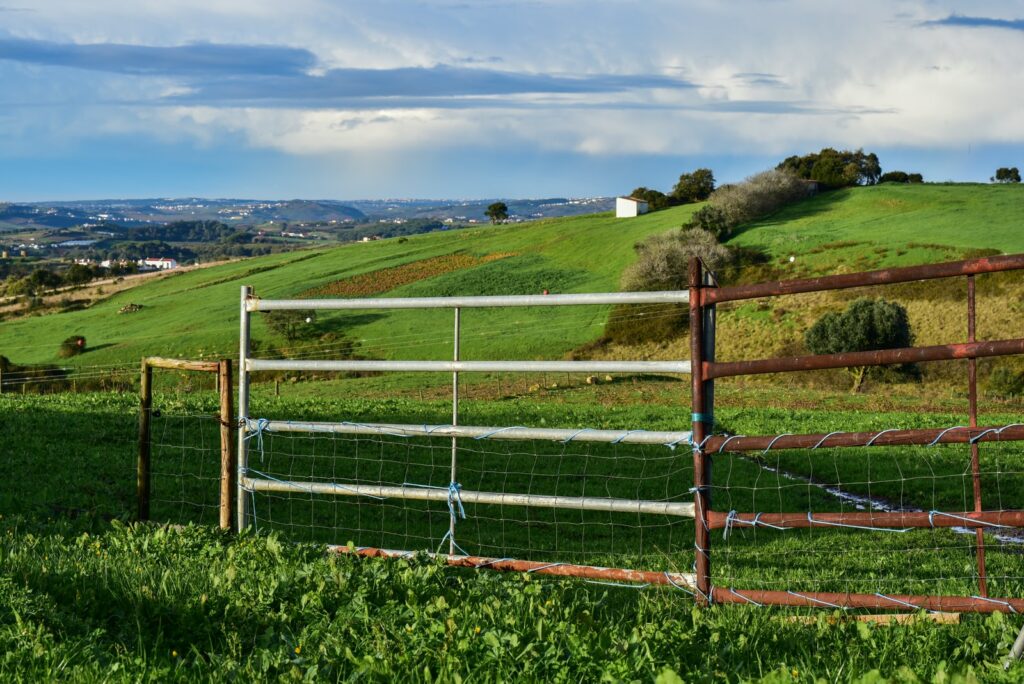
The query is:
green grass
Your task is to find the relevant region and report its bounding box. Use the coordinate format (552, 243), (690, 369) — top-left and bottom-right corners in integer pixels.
(3, 186), (1024, 679)
(0, 206), (698, 368)
(729, 183), (1024, 273)
(3, 389), (1024, 680)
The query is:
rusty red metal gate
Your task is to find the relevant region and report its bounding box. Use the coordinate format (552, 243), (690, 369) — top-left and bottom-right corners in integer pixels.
(689, 253), (1024, 612)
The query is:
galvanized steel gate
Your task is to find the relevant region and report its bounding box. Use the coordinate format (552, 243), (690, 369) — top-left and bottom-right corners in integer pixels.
(235, 253), (1024, 612)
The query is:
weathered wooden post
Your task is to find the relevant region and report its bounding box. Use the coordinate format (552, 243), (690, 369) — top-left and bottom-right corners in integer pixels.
(218, 359), (236, 530)
(137, 358), (153, 520)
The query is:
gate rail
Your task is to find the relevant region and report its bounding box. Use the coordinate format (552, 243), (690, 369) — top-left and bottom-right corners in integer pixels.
(689, 253), (1024, 611)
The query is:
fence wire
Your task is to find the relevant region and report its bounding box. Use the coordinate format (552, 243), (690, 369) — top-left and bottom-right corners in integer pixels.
(712, 438), (1024, 600)
(242, 430), (696, 570)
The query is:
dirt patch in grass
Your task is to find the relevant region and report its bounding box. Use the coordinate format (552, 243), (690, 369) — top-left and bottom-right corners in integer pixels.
(298, 252), (517, 298)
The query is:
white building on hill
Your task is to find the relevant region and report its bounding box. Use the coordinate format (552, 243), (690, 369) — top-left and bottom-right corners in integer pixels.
(139, 257), (179, 270)
(615, 196), (649, 218)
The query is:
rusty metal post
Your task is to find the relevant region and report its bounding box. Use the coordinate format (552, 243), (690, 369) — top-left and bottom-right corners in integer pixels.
(967, 275), (988, 595)
(689, 257), (712, 604)
(137, 359), (153, 520)
(218, 359), (236, 531)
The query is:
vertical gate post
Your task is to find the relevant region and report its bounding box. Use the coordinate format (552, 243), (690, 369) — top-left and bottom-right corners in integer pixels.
(689, 257), (712, 604)
(218, 359), (236, 531)
(137, 358), (153, 520)
(237, 286), (252, 532)
(966, 274), (988, 594)
(450, 307), (461, 555)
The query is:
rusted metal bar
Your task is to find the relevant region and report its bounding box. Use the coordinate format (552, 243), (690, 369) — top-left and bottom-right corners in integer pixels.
(705, 338), (1024, 380)
(711, 587), (1024, 614)
(966, 275), (988, 596)
(707, 509), (1024, 530)
(145, 356), (221, 373)
(704, 424), (1024, 453)
(704, 253), (1024, 305)
(330, 545), (698, 589)
(218, 359), (236, 531)
(689, 257), (712, 604)
(137, 359), (153, 521)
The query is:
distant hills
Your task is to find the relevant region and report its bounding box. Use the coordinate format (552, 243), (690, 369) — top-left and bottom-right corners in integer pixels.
(0, 196), (615, 232)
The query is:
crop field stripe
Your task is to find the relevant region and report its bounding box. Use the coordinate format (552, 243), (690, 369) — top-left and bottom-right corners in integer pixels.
(241, 476), (697, 518)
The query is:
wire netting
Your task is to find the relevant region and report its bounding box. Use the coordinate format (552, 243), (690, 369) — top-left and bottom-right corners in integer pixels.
(243, 430), (697, 571)
(149, 411), (224, 526)
(712, 437), (1024, 600)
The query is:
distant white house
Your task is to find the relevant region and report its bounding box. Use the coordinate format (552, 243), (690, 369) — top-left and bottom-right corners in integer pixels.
(615, 196), (649, 218)
(139, 257), (179, 270)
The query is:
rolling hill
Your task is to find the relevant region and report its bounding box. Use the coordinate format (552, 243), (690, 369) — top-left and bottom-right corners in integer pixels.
(1, 183), (1022, 377)
(0, 205), (698, 368)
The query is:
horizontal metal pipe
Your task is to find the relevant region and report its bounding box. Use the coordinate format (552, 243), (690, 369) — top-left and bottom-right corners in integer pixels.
(249, 358), (692, 374)
(705, 338), (1024, 379)
(330, 546), (698, 589)
(707, 509), (1024, 530)
(712, 586), (1024, 613)
(705, 253), (1024, 305)
(249, 290), (689, 311)
(260, 420), (694, 446)
(242, 476), (696, 518)
(144, 356), (220, 373)
(704, 425), (1024, 453)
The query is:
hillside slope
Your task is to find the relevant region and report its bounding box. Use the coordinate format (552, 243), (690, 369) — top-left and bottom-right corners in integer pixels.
(729, 183), (1024, 273)
(1, 183), (1021, 374)
(0, 207), (697, 367)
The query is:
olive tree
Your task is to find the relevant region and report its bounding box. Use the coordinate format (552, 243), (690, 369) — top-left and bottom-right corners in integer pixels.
(805, 298), (914, 392)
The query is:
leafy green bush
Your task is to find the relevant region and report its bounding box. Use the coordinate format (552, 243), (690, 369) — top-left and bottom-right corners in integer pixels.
(58, 335), (87, 358)
(604, 229), (728, 345)
(688, 205), (729, 238)
(805, 298), (915, 392)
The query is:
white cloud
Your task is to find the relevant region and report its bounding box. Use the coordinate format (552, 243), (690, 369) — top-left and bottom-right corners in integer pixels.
(2, 0), (1024, 184)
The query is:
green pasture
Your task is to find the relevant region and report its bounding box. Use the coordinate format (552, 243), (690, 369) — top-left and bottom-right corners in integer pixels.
(0, 206), (697, 368)
(2, 388), (1024, 680)
(729, 183), (1024, 272)
(3, 184), (1024, 679)
(2, 183), (1023, 381)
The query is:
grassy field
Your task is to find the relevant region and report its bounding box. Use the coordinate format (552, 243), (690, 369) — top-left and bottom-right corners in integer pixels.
(730, 183), (1024, 273)
(1, 183), (1022, 381)
(3, 184), (1024, 680)
(0, 205), (698, 368)
(2, 387), (1024, 680)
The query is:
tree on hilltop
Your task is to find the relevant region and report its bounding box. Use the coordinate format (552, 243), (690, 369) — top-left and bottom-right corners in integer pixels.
(777, 148), (881, 187)
(992, 167), (1021, 183)
(671, 168), (716, 203)
(485, 202), (509, 224)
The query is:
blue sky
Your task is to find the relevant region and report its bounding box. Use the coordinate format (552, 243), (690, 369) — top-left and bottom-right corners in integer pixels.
(1, 1), (1023, 200)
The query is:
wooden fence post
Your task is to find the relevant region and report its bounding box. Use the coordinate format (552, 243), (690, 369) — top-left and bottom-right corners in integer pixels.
(137, 359), (153, 520)
(219, 359), (236, 530)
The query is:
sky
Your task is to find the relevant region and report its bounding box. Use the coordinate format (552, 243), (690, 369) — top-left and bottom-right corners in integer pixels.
(0, 1), (1023, 200)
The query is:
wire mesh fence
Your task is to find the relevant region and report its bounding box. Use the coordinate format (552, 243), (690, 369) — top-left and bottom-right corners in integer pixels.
(712, 438), (1024, 601)
(242, 430), (696, 569)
